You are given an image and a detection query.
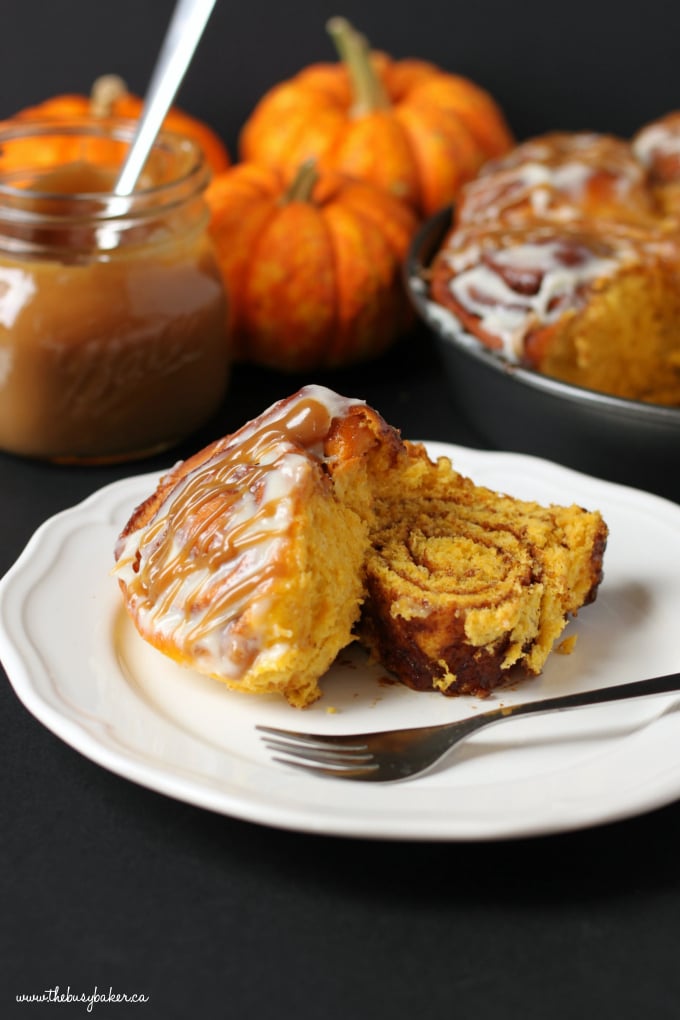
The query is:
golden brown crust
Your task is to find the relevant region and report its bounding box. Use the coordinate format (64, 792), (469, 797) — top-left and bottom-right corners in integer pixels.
(361, 577), (519, 696)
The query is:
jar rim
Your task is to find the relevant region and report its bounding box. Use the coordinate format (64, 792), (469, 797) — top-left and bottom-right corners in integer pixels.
(0, 117), (211, 204)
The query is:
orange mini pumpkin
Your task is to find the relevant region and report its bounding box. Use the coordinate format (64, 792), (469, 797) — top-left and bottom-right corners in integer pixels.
(205, 159), (419, 371)
(13, 75), (230, 175)
(240, 18), (513, 217)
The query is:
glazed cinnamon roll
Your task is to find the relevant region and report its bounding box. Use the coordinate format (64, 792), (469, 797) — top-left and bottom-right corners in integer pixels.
(429, 219), (680, 403)
(114, 387), (608, 706)
(456, 131), (656, 228)
(114, 385), (402, 708)
(426, 121), (680, 405)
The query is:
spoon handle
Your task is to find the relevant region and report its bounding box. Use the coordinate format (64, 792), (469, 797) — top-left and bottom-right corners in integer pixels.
(115, 0), (218, 196)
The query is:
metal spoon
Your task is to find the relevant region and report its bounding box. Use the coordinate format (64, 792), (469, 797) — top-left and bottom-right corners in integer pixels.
(114, 0), (218, 196)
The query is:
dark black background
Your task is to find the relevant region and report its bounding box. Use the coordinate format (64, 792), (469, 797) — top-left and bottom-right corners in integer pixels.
(2, 2), (680, 1018)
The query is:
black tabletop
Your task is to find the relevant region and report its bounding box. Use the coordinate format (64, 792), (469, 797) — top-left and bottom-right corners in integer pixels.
(3, 2), (680, 1018)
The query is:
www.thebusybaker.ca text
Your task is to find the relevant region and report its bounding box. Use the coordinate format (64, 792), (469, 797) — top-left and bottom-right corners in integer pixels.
(16, 985), (149, 1012)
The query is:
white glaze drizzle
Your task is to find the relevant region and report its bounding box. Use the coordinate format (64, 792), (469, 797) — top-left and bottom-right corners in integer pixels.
(460, 151), (646, 226)
(114, 385), (364, 679)
(446, 240), (621, 358)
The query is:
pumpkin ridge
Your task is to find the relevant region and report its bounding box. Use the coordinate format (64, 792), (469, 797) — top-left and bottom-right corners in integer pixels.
(345, 200), (413, 342)
(406, 74), (514, 159)
(206, 167), (285, 346)
(324, 109), (420, 207)
(333, 184), (413, 259)
(394, 102), (480, 213)
(322, 202), (398, 365)
(243, 200), (338, 369)
(311, 186), (342, 358)
(239, 83), (346, 170)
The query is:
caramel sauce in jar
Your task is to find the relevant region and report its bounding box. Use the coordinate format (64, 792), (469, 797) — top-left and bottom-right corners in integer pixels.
(0, 120), (230, 462)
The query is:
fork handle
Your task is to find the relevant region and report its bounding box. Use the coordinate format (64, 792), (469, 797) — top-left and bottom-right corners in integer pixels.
(470, 670), (680, 732)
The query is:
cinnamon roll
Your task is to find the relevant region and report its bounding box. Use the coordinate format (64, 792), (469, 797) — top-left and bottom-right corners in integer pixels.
(114, 387), (608, 705)
(113, 385), (402, 707)
(361, 448), (607, 696)
(456, 132), (656, 228)
(427, 120), (680, 405)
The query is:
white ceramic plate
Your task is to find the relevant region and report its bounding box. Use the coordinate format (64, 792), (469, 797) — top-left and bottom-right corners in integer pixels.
(1, 442), (680, 841)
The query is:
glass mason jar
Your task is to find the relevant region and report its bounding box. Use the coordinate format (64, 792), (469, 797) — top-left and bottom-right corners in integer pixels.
(0, 119), (230, 462)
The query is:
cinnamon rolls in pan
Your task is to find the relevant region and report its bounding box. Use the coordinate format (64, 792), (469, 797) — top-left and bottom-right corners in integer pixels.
(427, 116), (680, 405)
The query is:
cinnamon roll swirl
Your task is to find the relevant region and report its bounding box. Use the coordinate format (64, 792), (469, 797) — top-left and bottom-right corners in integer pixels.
(360, 449), (607, 696)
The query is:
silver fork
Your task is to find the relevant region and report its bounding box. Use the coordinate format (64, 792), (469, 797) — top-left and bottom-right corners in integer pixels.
(257, 671), (680, 782)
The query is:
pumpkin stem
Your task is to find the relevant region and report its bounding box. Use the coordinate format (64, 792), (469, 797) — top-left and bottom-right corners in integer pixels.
(326, 16), (390, 117)
(281, 158), (319, 204)
(90, 74), (128, 117)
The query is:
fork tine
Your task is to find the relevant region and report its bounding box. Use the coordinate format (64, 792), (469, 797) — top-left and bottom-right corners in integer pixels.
(263, 742), (375, 767)
(270, 756), (380, 780)
(256, 724), (370, 752)
(263, 730), (375, 762)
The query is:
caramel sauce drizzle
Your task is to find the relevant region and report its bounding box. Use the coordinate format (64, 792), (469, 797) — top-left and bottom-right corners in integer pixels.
(115, 386), (362, 678)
